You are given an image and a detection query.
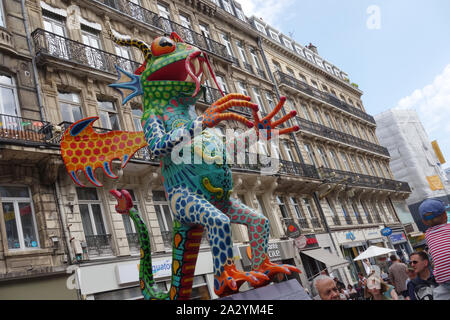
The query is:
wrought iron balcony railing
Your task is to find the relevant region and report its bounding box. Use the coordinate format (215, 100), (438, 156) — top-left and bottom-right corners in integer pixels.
(256, 67), (266, 79)
(95, 0), (159, 28)
(298, 217), (310, 229)
(126, 232), (140, 253)
(274, 71), (376, 125)
(344, 215), (353, 225)
(320, 167), (412, 192)
(156, 17), (233, 62)
(161, 229), (209, 248)
(85, 234), (114, 257)
(310, 217), (322, 229)
(32, 28), (141, 75)
(242, 61), (254, 74)
(0, 114), (52, 145)
(230, 153), (320, 180)
(296, 117), (390, 157)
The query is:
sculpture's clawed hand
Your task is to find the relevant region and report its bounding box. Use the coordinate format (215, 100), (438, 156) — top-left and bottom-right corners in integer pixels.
(202, 93), (258, 128)
(253, 96), (299, 140)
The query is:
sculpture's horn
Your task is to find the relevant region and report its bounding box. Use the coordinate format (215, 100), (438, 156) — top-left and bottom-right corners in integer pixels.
(106, 21), (152, 62)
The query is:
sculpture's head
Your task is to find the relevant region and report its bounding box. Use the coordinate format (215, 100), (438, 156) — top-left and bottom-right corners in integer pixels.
(108, 23), (221, 102)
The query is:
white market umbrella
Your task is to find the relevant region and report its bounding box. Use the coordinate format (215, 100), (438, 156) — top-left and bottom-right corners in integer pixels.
(353, 245), (396, 261)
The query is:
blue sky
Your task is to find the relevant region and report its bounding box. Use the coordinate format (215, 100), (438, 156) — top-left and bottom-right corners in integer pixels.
(241, 0), (450, 169)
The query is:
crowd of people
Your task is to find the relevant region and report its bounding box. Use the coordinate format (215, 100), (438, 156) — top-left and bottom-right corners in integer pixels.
(312, 198), (449, 300)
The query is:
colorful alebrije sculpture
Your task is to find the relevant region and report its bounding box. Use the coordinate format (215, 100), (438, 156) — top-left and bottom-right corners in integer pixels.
(60, 24), (301, 299)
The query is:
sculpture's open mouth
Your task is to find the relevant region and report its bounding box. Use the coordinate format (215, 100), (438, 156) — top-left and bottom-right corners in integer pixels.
(147, 50), (221, 98)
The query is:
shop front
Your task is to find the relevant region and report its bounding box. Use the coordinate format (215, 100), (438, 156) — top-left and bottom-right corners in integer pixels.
(75, 250), (215, 300)
(407, 232), (426, 251)
(388, 231), (413, 262)
(296, 234), (349, 287)
(362, 227), (390, 273)
(333, 230), (369, 283)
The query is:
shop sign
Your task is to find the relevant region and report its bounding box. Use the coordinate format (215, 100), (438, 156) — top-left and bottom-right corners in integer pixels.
(267, 242), (282, 260)
(389, 232), (406, 244)
(294, 235), (319, 250)
(381, 227), (392, 236)
(285, 221), (301, 239)
(346, 232), (356, 241)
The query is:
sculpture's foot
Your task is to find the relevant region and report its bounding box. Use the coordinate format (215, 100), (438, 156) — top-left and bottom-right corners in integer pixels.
(252, 256), (302, 287)
(214, 262), (269, 297)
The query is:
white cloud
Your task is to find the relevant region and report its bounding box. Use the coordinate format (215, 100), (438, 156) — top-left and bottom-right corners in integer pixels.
(394, 64), (450, 167)
(240, 0), (294, 27)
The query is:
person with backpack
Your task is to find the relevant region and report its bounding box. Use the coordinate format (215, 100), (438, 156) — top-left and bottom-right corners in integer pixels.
(408, 251), (437, 300)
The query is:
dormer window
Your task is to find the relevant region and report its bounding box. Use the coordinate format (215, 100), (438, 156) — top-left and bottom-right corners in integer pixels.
(282, 38), (293, 50)
(295, 46), (305, 57)
(254, 21), (267, 35)
(269, 30), (280, 42)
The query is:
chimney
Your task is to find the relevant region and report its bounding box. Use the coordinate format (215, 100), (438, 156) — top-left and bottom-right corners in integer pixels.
(306, 43), (318, 55)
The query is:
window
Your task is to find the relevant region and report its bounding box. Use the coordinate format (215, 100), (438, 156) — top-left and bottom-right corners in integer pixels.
(322, 84), (329, 92)
(282, 38), (293, 50)
(265, 92), (275, 111)
(269, 30), (280, 42)
(98, 100), (120, 130)
(301, 105), (311, 121)
(329, 150), (341, 170)
(286, 67), (295, 78)
(252, 88), (265, 113)
(121, 190), (141, 252)
(324, 113), (334, 129)
(157, 3), (171, 19)
(310, 80), (319, 89)
(295, 46), (305, 57)
(342, 119), (350, 134)
(376, 161), (386, 178)
(249, 48), (261, 69)
(340, 94), (346, 102)
(0, 0), (5, 27)
(276, 196), (289, 219)
(157, 3), (172, 32)
(349, 155), (359, 173)
(299, 73), (307, 83)
(290, 197), (303, 219)
(1, 186), (39, 250)
(77, 188), (108, 237)
(179, 14), (194, 43)
(216, 75), (229, 93)
(235, 7), (246, 21)
(304, 143), (317, 166)
(350, 200), (361, 222)
(313, 108), (324, 125)
(220, 33), (234, 57)
(317, 147), (330, 168)
(153, 190), (173, 247)
(81, 28), (104, 69)
(330, 88), (337, 97)
(358, 156), (369, 175)
(283, 141), (295, 161)
(340, 152), (351, 171)
(131, 104), (143, 131)
(199, 24), (212, 50)
(352, 123), (361, 138)
(272, 61), (282, 73)
(326, 198), (339, 225)
(58, 92), (83, 123)
(0, 75), (20, 118)
(237, 81), (248, 96)
(305, 51), (314, 62)
(235, 40), (248, 63)
(254, 21), (267, 35)
(221, 0), (234, 14)
(302, 198), (315, 219)
(367, 159), (377, 176)
(114, 44), (133, 73)
(43, 13), (68, 59)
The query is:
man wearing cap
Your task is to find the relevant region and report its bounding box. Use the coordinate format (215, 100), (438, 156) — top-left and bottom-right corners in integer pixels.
(419, 198), (450, 300)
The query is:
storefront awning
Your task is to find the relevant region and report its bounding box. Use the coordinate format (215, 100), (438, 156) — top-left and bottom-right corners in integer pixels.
(301, 248), (349, 268)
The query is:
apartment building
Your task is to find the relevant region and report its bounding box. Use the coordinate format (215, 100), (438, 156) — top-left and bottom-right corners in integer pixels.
(0, 0), (413, 299)
(247, 16), (414, 282)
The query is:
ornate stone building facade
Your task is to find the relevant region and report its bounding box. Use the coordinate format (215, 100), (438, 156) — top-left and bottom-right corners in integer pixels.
(0, 0), (412, 299)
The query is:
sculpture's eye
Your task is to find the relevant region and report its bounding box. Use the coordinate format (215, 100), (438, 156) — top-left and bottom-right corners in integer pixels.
(151, 37), (176, 56)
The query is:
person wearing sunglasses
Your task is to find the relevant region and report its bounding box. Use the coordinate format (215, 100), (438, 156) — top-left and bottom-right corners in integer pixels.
(407, 251), (437, 300)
